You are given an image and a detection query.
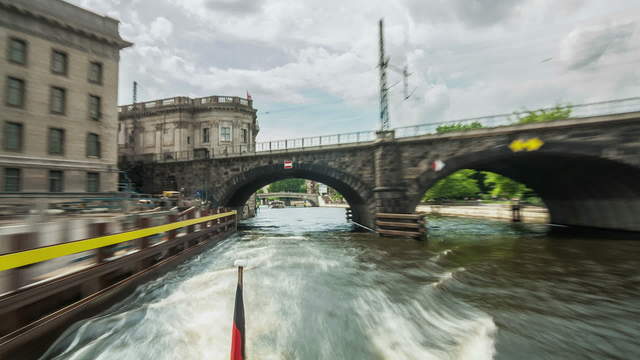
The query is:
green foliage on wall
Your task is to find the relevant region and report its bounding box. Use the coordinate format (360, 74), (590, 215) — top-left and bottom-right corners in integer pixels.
(517, 105), (572, 124)
(436, 121), (484, 134)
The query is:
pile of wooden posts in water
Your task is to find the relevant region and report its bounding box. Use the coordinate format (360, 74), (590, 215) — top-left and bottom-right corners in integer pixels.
(376, 212), (427, 240)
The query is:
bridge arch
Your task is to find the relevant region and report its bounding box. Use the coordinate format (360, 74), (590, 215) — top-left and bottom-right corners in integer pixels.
(213, 163), (375, 227)
(408, 145), (640, 232)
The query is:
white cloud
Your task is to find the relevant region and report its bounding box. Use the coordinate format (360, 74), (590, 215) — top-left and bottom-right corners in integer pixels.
(149, 17), (174, 42)
(560, 20), (637, 70)
(67, 0), (640, 139)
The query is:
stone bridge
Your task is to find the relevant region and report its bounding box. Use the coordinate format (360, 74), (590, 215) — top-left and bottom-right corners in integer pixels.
(123, 110), (640, 232)
(256, 192), (320, 206)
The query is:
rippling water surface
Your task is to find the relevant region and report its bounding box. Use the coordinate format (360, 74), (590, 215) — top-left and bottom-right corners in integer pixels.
(42, 207), (640, 359)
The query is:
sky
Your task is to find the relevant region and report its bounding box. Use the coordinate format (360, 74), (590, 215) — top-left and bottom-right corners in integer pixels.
(69, 0), (640, 141)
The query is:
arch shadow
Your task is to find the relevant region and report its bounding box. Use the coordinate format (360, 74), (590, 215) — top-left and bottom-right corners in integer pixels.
(409, 146), (640, 232)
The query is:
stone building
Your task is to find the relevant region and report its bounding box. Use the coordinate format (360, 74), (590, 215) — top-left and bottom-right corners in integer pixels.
(118, 95), (258, 218)
(0, 0), (131, 197)
(117, 95), (258, 161)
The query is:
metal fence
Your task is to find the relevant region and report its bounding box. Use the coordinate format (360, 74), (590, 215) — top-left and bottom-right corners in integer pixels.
(254, 130), (376, 152)
(394, 96), (640, 138)
(121, 96), (640, 163)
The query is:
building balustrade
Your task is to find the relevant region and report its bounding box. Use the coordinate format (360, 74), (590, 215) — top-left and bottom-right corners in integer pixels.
(118, 95), (253, 114)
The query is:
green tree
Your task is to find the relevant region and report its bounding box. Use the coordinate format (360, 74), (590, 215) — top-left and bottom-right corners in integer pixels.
(482, 172), (529, 199)
(423, 169), (480, 201)
(436, 121), (483, 134)
(330, 191), (344, 202)
(268, 179), (306, 193)
(517, 105), (572, 124)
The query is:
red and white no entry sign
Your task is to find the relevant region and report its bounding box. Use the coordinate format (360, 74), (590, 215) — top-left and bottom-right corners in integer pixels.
(284, 160), (293, 169)
(431, 159), (445, 172)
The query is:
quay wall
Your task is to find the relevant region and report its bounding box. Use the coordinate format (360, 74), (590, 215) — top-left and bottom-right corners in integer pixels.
(416, 203), (549, 223)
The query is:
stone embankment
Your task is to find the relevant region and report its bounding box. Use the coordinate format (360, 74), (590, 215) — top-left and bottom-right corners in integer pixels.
(320, 203), (349, 208)
(416, 203), (549, 223)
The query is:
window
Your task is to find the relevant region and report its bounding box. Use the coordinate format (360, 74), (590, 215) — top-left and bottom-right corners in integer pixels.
(8, 38), (27, 65)
(242, 128), (248, 143)
(86, 133), (100, 157)
(6, 77), (25, 107)
(187, 136), (191, 144)
(49, 170), (63, 192)
(4, 168), (21, 192)
(88, 62), (102, 84)
(87, 172), (99, 192)
(51, 50), (67, 75)
(50, 87), (66, 114)
(89, 95), (101, 120)
(202, 128), (210, 143)
(221, 126), (231, 142)
(48, 128), (64, 155)
(4, 122), (23, 151)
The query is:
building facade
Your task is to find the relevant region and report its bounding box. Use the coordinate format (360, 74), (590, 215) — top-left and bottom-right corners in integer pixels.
(118, 95), (258, 161)
(0, 0), (131, 197)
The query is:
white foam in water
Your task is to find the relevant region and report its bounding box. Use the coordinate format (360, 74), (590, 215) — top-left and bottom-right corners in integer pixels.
(432, 267), (466, 288)
(42, 209), (498, 360)
(356, 288), (496, 360)
(454, 317), (497, 360)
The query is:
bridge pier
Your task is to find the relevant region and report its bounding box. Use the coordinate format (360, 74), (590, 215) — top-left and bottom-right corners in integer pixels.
(373, 130), (411, 215)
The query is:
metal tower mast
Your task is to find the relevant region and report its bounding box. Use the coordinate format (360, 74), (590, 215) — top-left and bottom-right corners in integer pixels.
(378, 19), (390, 131)
(133, 81), (138, 104)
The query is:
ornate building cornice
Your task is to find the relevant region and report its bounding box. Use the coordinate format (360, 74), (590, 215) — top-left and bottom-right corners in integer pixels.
(0, 0), (132, 49)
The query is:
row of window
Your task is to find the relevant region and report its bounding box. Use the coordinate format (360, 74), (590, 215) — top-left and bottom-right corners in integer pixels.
(4, 122), (101, 157)
(199, 127), (248, 143)
(8, 37), (103, 83)
(3, 168), (100, 192)
(6, 76), (101, 119)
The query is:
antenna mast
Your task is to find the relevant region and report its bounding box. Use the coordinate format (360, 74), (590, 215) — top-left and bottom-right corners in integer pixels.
(133, 81), (138, 104)
(378, 19), (390, 131)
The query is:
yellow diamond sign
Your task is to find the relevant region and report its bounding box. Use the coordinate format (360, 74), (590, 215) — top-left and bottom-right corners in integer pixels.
(509, 138), (544, 152)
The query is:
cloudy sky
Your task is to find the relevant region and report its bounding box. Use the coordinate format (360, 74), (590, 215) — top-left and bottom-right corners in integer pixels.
(69, 0), (640, 141)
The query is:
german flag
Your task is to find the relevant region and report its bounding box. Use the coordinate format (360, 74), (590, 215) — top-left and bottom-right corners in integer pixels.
(230, 265), (245, 360)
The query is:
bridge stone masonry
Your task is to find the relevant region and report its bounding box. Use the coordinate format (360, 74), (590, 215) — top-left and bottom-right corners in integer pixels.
(122, 105), (640, 233)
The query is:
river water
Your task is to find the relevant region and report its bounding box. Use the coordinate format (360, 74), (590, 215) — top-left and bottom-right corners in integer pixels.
(42, 207), (640, 359)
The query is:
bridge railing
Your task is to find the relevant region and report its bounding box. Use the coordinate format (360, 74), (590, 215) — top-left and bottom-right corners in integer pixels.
(394, 96), (640, 139)
(121, 130), (377, 163)
(254, 130), (376, 152)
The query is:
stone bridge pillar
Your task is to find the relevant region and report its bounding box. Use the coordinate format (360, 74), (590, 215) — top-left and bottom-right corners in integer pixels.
(373, 130), (409, 215)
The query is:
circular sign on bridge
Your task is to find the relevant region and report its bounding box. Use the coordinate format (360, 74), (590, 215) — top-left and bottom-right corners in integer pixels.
(284, 160), (293, 169)
(431, 159), (445, 172)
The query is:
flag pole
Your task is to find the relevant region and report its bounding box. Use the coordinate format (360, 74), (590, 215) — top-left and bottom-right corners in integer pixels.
(231, 260), (246, 360)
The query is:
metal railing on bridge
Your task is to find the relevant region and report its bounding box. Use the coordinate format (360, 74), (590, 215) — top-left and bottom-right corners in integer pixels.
(120, 96), (640, 164)
(394, 96), (640, 138)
